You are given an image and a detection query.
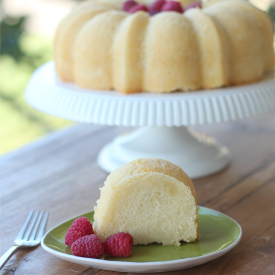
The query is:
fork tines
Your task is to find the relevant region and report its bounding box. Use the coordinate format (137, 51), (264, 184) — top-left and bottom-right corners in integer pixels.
(15, 210), (49, 243)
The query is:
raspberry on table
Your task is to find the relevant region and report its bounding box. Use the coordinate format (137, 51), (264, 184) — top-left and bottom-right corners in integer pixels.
(71, 234), (104, 258)
(103, 232), (133, 257)
(65, 217), (94, 247)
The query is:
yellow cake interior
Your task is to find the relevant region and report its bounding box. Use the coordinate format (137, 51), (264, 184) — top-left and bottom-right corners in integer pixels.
(93, 158), (199, 246)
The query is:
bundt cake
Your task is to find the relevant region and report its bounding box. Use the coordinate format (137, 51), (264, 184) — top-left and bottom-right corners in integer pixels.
(93, 158), (199, 246)
(54, 0), (275, 94)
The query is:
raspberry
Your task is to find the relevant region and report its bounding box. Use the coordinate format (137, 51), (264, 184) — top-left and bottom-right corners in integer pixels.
(103, 232), (133, 257)
(149, 0), (166, 15)
(161, 1), (184, 13)
(129, 4), (148, 13)
(71, 234), (104, 258)
(123, 0), (138, 12)
(65, 217), (94, 247)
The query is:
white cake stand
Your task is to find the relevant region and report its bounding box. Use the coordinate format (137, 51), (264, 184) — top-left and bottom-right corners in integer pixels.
(25, 62), (275, 178)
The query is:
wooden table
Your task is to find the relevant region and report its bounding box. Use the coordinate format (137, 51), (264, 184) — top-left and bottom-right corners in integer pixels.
(1, 112), (275, 275)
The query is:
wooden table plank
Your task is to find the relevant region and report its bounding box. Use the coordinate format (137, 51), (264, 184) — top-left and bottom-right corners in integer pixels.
(0, 112), (274, 275)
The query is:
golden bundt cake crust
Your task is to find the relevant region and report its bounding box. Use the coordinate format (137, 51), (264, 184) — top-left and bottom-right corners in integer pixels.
(54, 0), (275, 94)
(93, 158), (199, 246)
(104, 158), (197, 200)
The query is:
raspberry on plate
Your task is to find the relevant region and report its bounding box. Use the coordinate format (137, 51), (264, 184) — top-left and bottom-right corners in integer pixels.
(103, 232), (133, 257)
(65, 217), (94, 247)
(71, 234), (104, 258)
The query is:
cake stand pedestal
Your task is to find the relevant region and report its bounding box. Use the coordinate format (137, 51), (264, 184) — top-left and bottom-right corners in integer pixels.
(97, 126), (229, 178)
(25, 62), (275, 178)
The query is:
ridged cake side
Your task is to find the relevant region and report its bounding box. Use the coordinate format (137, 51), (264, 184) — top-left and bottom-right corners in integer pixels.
(93, 158), (199, 246)
(74, 11), (128, 89)
(54, 2), (115, 82)
(54, 0), (275, 93)
(205, 0), (275, 85)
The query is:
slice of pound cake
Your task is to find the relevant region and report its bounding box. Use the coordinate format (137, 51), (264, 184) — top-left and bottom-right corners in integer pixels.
(93, 158), (199, 246)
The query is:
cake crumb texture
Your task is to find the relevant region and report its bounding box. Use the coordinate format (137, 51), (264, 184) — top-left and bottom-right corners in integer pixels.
(94, 158), (199, 246)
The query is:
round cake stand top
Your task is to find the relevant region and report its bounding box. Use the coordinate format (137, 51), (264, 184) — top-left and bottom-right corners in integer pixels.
(25, 62), (275, 127)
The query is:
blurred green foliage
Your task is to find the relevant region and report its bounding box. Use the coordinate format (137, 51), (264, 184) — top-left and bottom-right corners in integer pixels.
(1, 16), (26, 61)
(0, 16), (72, 155)
(269, 4), (275, 24)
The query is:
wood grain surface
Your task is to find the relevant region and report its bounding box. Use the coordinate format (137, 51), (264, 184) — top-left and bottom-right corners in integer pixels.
(0, 112), (275, 275)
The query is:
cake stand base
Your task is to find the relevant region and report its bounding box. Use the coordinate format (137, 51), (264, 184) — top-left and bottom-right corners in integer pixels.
(97, 126), (230, 178)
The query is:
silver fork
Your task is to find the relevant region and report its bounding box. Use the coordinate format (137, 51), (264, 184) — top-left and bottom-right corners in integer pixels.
(0, 210), (49, 270)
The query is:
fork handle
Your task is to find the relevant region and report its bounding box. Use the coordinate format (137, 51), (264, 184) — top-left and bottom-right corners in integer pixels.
(0, 246), (21, 270)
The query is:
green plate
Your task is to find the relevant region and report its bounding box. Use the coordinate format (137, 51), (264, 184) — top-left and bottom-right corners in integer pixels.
(42, 207), (242, 272)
